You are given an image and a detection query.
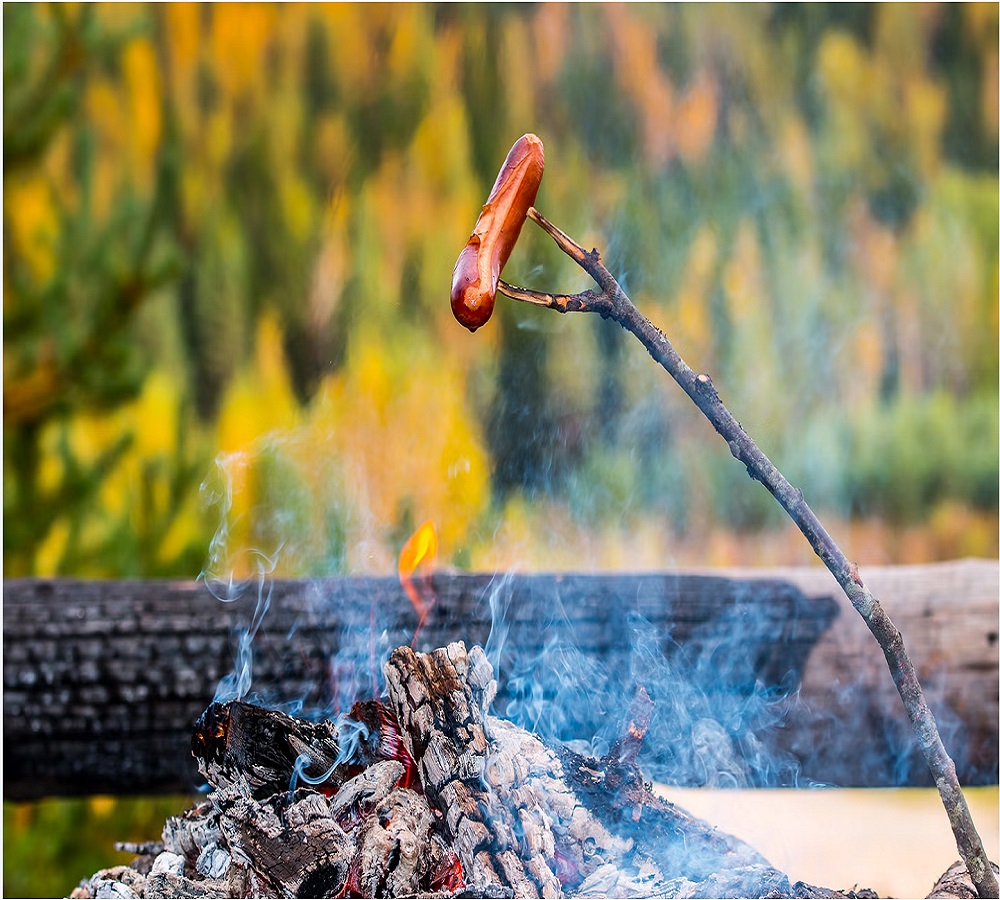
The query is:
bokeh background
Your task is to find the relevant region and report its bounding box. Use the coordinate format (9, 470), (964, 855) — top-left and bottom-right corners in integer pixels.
(4, 3), (997, 895)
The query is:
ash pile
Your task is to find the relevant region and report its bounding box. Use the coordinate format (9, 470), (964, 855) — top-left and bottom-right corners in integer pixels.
(73, 642), (875, 899)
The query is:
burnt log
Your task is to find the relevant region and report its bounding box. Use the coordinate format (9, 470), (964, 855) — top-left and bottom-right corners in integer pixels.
(382, 641), (801, 898)
(4, 562), (997, 800)
(722, 561), (999, 788)
(74, 642), (875, 899)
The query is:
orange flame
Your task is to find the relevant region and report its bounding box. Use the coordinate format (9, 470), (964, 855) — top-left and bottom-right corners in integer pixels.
(398, 520), (438, 646)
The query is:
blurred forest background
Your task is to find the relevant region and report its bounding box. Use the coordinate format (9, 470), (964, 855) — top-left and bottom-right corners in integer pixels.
(4, 3), (999, 582)
(3, 3), (998, 895)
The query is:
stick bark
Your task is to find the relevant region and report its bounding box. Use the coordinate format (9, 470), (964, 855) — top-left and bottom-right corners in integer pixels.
(498, 206), (998, 899)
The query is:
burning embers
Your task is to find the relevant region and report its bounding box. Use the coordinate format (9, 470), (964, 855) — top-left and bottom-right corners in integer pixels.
(73, 642), (876, 900)
(191, 699), (419, 800)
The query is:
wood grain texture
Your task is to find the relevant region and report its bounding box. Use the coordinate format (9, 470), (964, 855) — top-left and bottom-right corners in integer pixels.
(696, 560), (999, 788)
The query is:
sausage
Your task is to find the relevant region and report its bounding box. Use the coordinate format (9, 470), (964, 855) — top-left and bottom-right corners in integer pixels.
(450, 133), (545, 331)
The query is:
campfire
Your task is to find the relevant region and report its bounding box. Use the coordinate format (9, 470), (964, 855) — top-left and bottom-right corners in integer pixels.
(67, 134), (995, 899)
(74, 641), (882, 900)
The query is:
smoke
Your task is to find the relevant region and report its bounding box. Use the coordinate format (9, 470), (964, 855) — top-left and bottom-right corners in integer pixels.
(487, 578), (613, 752)
(287, 715), (372, 801)
(200, 452), (283, 704)
(481, 574), (817, 788)
(199, 440), (431, 723)
(199, 434), (821, 788)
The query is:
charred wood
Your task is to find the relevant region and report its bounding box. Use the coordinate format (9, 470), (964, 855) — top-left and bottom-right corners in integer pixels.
(192, 700), (344, 800)
(73, 642), (891, 899)
(7, 564), (996, 800)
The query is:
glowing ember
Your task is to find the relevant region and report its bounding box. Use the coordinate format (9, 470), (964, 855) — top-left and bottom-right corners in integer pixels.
(370, 700), (420, 791)
(79, 642), (896, 900)
(429, 851), (465, 893)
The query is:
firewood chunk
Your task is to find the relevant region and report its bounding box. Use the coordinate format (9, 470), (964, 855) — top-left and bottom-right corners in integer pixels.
(71, 641), (889, 899)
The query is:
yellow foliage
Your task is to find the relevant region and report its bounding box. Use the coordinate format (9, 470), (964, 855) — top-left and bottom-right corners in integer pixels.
(499, 16), (536, 129)
(28, 365), (210, 574)
(852, 319), (883, 396)
(723, 221), (764, 326)
(779, 115), (816, 199)
(67, 410), (113, 468)
(5, 173), (58, 283)
(673, 226), (717, 363)
(208, 314), (302, 575)
(906, 77), (947, 178)
(314, 114), (352, 187)
(412, 94), (471, 197)
(6, 3), (997, 583)
(606, 6), (658, 102)
(280, 173), (316, 242)
(217, 313), (300, 457)
(164, 2), (201, 82)
(386, 4), (423, 85)
(475, 493), (533, 570)
(605, 5), (675, 167)
(84, 76), (126, 217)
(203, 449), (256, 578)
(157, 494), (204, 565)
(320, 5), (374, 102)
(181, 168), (204, 225)
(37, 422), (64, 496)
(267, 82), (305, 172)
(309, 193), (351, 333)
(532, 4), (569, 87)
(929, 502), (999, 560)
(206, 108), (232, 169)
(873, 4), (932, 76)
(687, 224), (718, 289)
(817, 31), (868, 108)
(132, 371), (179, 461)
(603, 9), (720, 167)
(675, 75), (719, 166)
(87, 796), (116, 818)
(123, 37), (162, 186)
(304, 332), (490, 565)
(209, 3), (275, 100)
(35, 517), (71, 576)
(848, 204), (899, 296)
(983, 50), (999, 138)
(963, 3), (999, 43)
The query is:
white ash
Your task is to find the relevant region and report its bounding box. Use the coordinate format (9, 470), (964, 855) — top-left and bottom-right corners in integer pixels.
(149, 852), (185, 877)
(71, 641), (881, 899)
(195, 844), (230, 880)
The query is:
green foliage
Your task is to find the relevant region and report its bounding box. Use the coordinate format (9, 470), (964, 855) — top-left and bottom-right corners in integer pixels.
(3, 5), (195, 576)
(3, 3), (997, 575)
(844, 391), (1000, 522)
(3, 796), (194, 899)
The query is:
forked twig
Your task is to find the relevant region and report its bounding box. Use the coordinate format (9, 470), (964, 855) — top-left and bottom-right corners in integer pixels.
(499, 206), (999, 899)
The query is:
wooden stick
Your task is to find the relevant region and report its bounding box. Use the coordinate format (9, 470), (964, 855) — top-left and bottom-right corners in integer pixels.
(499, 206), (999, 899)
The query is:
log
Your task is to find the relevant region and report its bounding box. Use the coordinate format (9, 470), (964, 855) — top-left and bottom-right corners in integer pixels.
(4, 562), (997, 800)
(705, 560), (999, 788)
(929, 860), (1000, 899)
(73, 643), (873, 899)
(380, 641), (818, 898)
